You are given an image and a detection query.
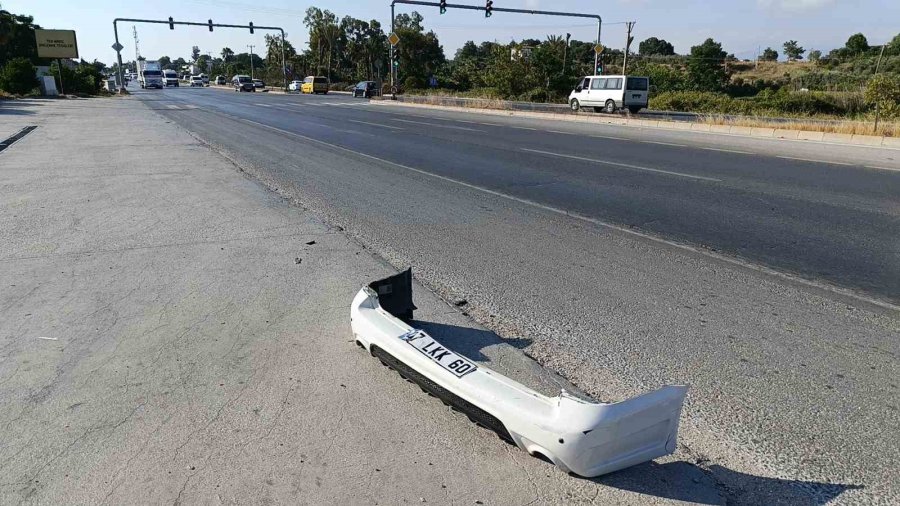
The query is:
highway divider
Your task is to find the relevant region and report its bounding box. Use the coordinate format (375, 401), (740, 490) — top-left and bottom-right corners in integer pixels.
(370, 96), (898, 149)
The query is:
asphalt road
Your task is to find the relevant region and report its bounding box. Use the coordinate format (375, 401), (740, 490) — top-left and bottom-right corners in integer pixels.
(134, 86), (899, 504)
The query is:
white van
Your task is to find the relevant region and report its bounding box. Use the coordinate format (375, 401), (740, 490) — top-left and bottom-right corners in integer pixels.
(568, 75), (649, 114)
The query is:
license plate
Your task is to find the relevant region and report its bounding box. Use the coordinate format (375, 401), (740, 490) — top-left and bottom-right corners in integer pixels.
(400, 330), (478, 378)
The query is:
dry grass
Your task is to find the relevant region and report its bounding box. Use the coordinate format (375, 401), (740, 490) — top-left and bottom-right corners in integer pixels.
(699, 114), (898, 137)
(730, 60), (815, 82)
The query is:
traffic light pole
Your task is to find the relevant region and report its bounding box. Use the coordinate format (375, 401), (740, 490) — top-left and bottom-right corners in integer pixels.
(389, 0), (603, 86)
(112, 17), (288, 93)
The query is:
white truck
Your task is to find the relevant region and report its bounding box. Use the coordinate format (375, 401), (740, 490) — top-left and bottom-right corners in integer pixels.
(138, 60), (163, 89)
(163, 69), (179, 87)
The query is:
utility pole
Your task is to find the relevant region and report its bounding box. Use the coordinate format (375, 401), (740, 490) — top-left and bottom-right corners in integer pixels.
(247, 44), (255, 80)
(622, 21), (635, 74)
(873, 42), (888, 133)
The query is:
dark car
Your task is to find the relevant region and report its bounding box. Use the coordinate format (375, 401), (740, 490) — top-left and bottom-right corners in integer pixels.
(232, 75), (255, 92)
(353, 81), (377, 98)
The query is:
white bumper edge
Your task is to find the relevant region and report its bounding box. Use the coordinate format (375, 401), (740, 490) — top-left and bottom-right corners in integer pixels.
(350, 272), (689, 478)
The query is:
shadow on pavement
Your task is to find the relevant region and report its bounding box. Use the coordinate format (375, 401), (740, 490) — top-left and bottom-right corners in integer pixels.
(586, 441), (860, 505)
(0, 103), (35, 115)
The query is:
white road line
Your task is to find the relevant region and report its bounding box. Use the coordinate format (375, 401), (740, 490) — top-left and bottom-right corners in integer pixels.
(522, 148), (722, 182)
(255, 103), (273, 108)
(36, 336), (58, 341)
(865, 165), (900, 173)
(643, 140), (687, 147)
(512, 126), (539, 131)
(349, 119), (403, 130)
(589, 134), (630, 141)
(548, 130), (574, 135)
(777, 156), (855, 166)
(284, 102), (307, 107)
(166, 104), (180, 110)
(391, 118), (484, 132)
(217, 113), (899, 313)
(699, 147), (753, 155)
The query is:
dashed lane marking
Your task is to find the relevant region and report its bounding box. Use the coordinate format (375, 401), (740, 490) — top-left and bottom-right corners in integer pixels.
(522, 148), (722, 182)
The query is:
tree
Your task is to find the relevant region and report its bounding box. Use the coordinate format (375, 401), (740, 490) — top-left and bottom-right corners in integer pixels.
(191, 45), (200, 63)
(221, 47), (234, 62)
(845, 33), (869, 54)
(158, 55), (171, 68)
(865, 74), (900, 119)
(392, 11), (445, 89)
(0, 8), (44, 66)
(761, 47), (778, 61)
(0, 56), (37, 94)
(808, 49), (822, 62)
(638, 37), (675, 56)
(687, 38), (728, 92)
(783, 40), (805, 61)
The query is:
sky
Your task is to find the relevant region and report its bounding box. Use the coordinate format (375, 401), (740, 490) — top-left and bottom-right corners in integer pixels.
(5, 0), (898, 64)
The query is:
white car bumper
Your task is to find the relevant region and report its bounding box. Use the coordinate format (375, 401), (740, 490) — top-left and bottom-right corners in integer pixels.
(351, 270), (689, 477)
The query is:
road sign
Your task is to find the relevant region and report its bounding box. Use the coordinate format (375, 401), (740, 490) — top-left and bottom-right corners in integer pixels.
(35, 29), (79, 59)
(429, 76), (438, 88)
(594, 44), (604, 54)
(388, 32), (400, 46)
(111, 42), (124, 52)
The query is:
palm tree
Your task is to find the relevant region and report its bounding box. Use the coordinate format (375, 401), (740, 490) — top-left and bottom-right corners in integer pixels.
(221, 47), (234, 62)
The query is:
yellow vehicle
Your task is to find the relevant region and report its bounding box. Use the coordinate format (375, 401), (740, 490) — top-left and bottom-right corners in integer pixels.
(301, 76), (329, 94)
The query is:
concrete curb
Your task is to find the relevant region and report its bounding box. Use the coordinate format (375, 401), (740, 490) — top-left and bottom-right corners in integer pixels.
(369, 100), (897, 149)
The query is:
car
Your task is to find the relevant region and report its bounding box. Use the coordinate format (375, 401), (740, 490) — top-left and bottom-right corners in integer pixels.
(568, 75), (649, 114)
(232, 75), (255, 92)
(189, 75), (204, 87)
(200, 74), (209, 86)
(353, 81), (377, 98)
(288, 80), (303, 92)
(215, 75), (226, 85)
(300, 76), (329, 94)
(252, 79), (265, 89)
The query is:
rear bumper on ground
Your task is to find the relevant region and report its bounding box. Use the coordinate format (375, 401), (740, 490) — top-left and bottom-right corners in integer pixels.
(350, 271), (689, 477)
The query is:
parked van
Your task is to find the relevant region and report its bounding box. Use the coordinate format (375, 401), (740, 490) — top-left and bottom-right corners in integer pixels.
(568, 75), (649, 114)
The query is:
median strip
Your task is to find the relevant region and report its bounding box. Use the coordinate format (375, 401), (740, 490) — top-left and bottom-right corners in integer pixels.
(521, 148), (722, 182)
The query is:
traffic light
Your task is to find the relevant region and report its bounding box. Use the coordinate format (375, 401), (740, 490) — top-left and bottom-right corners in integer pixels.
(485, 0), (493, 18)
(168, 17), (174, 30)
(249, 22), (254, 34)
(440, 0), (447, 14)
(392, 51), (400, 69)
(208, 19), (213, 32)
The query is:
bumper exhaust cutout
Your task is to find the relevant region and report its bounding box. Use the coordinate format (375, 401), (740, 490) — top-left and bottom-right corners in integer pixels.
(351, 269), (688, 477)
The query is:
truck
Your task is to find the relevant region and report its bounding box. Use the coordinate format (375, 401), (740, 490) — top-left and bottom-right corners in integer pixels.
(138, 60), (163, 89)
(163, 69), (179, 87)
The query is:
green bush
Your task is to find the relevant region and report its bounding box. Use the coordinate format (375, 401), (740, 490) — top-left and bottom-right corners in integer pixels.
(50, 61), (103, 95)
(0, 57), (38, 95)
(865, 74), (900, 119)
(650, 89), (871, 117)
